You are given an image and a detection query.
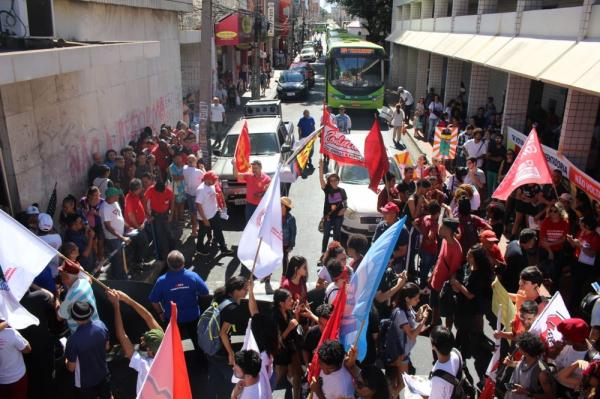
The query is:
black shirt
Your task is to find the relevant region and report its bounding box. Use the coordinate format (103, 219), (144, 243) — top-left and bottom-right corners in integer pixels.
(323, 185), (347, 217)
(486, 142), (506, 172)
(458, 268), (493, 315)
(218, 300), (245, 356)
(502, 241), (530, 293)
(376, 267), (398, 319)
(303, 325), (321, 356)
(19, 289), (57, 349)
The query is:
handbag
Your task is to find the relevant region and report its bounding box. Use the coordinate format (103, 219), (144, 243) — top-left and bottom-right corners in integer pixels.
(318, 217), (324, 233)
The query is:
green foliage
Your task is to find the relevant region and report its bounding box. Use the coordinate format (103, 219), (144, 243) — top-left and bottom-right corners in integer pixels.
(328, 0), (391, 42)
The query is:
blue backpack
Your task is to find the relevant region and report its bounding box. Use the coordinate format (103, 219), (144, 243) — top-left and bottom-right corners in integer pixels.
(197, 299), (233, 356)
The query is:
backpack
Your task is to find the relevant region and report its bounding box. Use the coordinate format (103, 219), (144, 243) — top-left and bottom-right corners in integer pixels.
(377, 308), (408, 366)
(197, 299), (233, 356)
(581, 292), (600, 317)
(431, 349), (476, 399)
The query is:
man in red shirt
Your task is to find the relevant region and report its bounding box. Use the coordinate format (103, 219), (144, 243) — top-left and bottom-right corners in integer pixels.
(150, 140), (171, 177)
(123, 178), (148, 269)
(567, 215), (600, 308)
(429, 218), (463, 327)
(234, 159), (272, 222)
(414, 201), (441, 288)
(144, 180), (174, 261)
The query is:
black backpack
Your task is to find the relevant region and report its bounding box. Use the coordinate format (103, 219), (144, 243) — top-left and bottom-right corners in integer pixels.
(581, 292), (600, 317)
(377, 308), (408, 366)
(431, 349), (476, 399)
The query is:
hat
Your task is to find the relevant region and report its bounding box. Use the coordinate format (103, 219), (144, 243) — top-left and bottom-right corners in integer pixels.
(203, 171), (218, 182)
(442, 218), (460, 233)
(105, 187), (123, 198)
(380, 202), (400, 215)
(25, 205), (39, 215)
(143, 328), (164, 354)
(280, 197), (293, 209)
(557, 318), (590, 344)
(38, 213), (53, 232)
(559, 193), (572, 201)
(480, 230), (499, 243)
(338, 105), (346, 109)
(70, 301), (94, 321)
(58, 260), (81, 275)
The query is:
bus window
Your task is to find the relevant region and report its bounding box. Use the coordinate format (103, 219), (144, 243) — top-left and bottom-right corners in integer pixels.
(330, 56), (382, 88)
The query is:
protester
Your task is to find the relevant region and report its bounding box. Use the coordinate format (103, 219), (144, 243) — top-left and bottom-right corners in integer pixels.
(429, 326), (463, 398)
(100, 186), (130, 279)
(210, 97), (226, 147)
(57, 260), (100, 333)
(391, 103), (405, 148)
(195, 171), (231, 256)
(232, 349), (266, 398)
(318, 158), (347, 257)
(281, 196), (297, 274)
(281, 255), (308, 302)
(335, 106), (352, 134)
(309, 340), (354, 399)
(234, 159), (272, 222)
(0, 319), (31, 399)
(182, 154), (205, 237)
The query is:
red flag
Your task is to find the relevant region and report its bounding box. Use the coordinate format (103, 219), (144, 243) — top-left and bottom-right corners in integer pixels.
(492, 128), (552, 201)
(307, 282), (347, 383)
(137, 302), (192, 399)
(364, 119), (389, 193)
(234, 121), (251, 175)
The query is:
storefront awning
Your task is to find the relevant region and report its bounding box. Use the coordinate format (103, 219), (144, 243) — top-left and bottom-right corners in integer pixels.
(453, 34), (512, 65)
(385, 26), (404, 43)
(485, 37), (575, 80)
(431, 33), (474, 57)
(215, 13), (253, 46)
(538, 40), (600, 94)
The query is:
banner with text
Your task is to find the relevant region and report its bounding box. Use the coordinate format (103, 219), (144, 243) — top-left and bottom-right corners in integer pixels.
(320, 124), (366, 167)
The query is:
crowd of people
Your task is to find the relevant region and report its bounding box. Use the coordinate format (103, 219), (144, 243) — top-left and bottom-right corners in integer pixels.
(3, 78), (600, 399)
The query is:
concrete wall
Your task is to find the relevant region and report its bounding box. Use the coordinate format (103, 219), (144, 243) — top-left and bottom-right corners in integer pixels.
(181, 43), (201, 97)
(0, 0), (182, 208)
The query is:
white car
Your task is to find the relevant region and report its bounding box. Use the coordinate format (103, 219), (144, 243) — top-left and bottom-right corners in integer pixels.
(332, 133), (401, 237)
(300, 47), (317, 62)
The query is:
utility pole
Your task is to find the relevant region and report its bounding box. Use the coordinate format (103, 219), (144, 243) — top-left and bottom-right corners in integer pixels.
(198, 0), (213, 167)
(251, 10), (262, 99)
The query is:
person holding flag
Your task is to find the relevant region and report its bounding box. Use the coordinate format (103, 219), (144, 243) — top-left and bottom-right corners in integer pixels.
(318, 158), (347, 257)
(297, 109), (316, 169)
(234, 159), (272, 222)
(195, 171), (232, 256)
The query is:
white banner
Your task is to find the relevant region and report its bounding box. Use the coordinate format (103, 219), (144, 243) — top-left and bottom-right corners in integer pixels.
(529, 292), (570, 348)
(0, 279), (39, 329)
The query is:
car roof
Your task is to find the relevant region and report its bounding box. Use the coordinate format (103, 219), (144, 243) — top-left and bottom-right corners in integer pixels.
(227, 117), (281, 134)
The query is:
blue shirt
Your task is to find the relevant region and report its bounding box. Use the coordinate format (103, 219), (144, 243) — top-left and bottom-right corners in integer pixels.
(149, 269), (209, 322)
(65, 320), (109, 388)
(33, 266), (55, 293)
(297, 116), (316, 138)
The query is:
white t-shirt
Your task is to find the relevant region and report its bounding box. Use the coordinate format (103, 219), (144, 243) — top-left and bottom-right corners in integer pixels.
(554, 345), (587, 372)
(210, 103), (226, 122)
(592, 299), (600, 327)
(239, 380), (265, 399)
(325, 283), (341, 304)
(463, 139), (488, 167)
(195, 183), (218, 220)
(464, 168), (486, 188)
(183, 166), (205, 196)
(398, 89), (414, 106)
(428, 101), (443, 120)
(0, 327), (29, 384)
(130, 351), (154, 394)
(320, 366), (354, 399)
(391, 109), (405, 127)
(100, 201), (125, 240)
(431, 350), (462, 399)
(40, 233), (63, 277)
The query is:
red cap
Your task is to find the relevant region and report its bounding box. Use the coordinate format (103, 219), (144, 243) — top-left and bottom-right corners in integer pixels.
(203, 171), (218, 182)
(557, 318), (590, 344)
(58, 259), (82, 275)
(380, 202), (400, 215)
(480, 230), (499, 243)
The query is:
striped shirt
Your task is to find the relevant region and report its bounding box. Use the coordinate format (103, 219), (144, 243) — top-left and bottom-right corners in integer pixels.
(58, 277), (99, 333)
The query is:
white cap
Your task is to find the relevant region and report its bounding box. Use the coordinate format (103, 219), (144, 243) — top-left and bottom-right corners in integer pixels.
(25, 205), (39, 215)
(38, 213), (53, 232)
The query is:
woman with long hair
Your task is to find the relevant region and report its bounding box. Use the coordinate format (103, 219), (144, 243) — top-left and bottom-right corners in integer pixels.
(391, 102), (405, 148)
(281, 255), (308, 303)
(318, 158), (347, 259)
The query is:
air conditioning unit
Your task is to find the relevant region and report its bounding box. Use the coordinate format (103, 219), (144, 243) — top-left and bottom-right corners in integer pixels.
(0, 0), (55, 38)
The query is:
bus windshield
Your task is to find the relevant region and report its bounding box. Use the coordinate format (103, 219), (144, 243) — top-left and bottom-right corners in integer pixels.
(330, 53), (382, 89)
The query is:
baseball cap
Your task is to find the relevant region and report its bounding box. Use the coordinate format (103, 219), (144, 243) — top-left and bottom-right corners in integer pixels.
(379, 202), (400, 215)
(38, 213), (53, 232)
(203, 171), (218, 182)
(58, 260), (82, 275)
(105, 187), (123, 198)
(557, 318), (590, 344)
(70, 301), (94, 321)
(25, 205), (40, 215)
(143, 329), (165, 354)
(480, 230), (499, 243)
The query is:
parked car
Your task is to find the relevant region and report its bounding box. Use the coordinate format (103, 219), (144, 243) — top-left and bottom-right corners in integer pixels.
(212, 100), (294, 205)
(331, 134), (401, 237)
(300, 47), (317, 62)
(276, 71), (309, 101)
(289, 61), (315, 87)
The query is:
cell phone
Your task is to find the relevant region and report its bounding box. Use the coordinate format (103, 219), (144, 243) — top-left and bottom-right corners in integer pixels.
(504, 382), (515, 391)
(592, 282), (600, 293)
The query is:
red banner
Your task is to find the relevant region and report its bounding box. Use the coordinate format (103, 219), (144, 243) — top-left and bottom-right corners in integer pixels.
(320, 124), (365, 167)
(492, 128), (553, 201)
(364, 119), (389, 192)
(569, 164), (600, 203)
(234, 120), (251, 174)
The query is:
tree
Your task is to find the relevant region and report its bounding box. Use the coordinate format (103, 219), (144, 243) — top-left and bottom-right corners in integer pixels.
(328, 0), (391, 43)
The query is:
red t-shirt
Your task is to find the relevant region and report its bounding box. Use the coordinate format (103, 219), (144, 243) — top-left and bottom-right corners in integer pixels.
(124, 192), (145, 226)
(487, 243), (505, 265)
(241, 172), (271, 205)
(430, 239), (463, 292)
(150, 146), (170, 175)
(415, 215), (438, 255)
(576, 230), (600, 265)
(144, 186), (174, 214)
(540, 218), (570, 252)
(280, 277), (307, 302)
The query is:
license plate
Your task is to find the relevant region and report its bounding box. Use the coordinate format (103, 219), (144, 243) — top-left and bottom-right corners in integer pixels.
(233, 199), (246, 205)
(287, 92), (295, 97)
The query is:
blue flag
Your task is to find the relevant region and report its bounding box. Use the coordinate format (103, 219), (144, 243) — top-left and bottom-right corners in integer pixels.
(339, 216), (406, 361)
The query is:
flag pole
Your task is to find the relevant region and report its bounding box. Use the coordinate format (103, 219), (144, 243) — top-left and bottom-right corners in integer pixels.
(55, 252), (110, 291)
(352, 317), (368, 348)
(250, 238), (263, 277)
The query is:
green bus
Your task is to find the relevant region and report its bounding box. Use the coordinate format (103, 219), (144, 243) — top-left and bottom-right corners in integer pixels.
(325, 36), (386, 110)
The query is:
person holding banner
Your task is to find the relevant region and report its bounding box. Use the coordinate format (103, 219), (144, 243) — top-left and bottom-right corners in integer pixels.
(318, 158), (347, 256)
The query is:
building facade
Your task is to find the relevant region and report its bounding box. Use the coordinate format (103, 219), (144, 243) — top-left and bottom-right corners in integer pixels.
(387, 0), (600, 182)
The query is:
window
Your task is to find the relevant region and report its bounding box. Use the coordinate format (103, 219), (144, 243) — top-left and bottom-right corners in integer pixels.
(220, 133), (280, 156)
(330, 55), (382, 89)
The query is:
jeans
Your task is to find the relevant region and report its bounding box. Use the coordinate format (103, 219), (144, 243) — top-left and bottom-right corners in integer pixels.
(245, 203), (257, 222)
(486, 170), (498, 198)
(427, 118), (439, 142)
(321, 215), (343, 253)
(150, 213), (173, 261)
(128, 228), (148, 264)
(105, 238), (126, 280)
(210, 121), (224, 142)
(419, 251), (437, 288)
(197, 213), (226, 252)
(206, 355), (234, 398)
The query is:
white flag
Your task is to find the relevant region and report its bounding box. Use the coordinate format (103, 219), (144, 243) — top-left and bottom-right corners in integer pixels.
(237, 169), (283, 279)
(529, 292), (570, 347)
(0, 209), (57, 300)
(0, 279), (39, 329)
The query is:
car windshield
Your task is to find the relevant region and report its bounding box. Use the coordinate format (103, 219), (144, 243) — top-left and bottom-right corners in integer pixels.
(220, 132), (279, 157)
(280, 72), (304, 83)
(339, 160), (400, 185)
(330, 54), (382, 88)
(301, 49), (313, 54)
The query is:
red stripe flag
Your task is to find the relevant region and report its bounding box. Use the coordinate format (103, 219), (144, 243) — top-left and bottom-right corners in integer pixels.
(364, 119), (389, 193)
(492, 128), (552, 201)
(235, 120), (251, 176)
(137, 302), (192, 399)
(307, 282), (347, 384)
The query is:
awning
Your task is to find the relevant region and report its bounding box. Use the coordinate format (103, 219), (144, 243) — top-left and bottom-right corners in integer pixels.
(385, 26), (404, 43)
(417, 32), (450, 53)
(453, 34), (512, 65)
(431, 33), (474, 57)
(397, 30), (428, 48)
(572, 60), (600, 96)
(485, 37), (575, 80)
(538, 40), (600, 92)
(215, 13), (253, 46)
